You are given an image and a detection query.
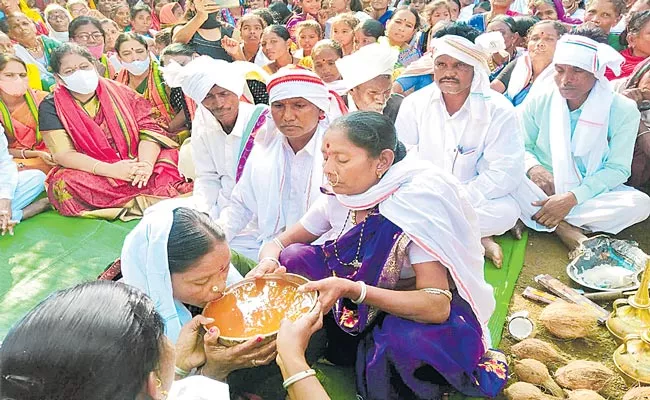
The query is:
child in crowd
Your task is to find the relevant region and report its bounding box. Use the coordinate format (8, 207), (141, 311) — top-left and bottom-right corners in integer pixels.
(354, 16), (384, 50)
(311, 39), (344, 92)
(330, 13), (359, 55)
(295, 19), (323, 68)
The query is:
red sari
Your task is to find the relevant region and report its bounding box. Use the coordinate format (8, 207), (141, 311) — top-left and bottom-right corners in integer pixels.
(605, 48), (646, 81)
(42, 78), (192, 220)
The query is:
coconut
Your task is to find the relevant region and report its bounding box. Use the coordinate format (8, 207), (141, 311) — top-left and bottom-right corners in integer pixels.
(567, 389), (606, 400)
(514, 358), (565, 398)
(555, 360), (615, 392)
(539, 302), (598, 339)
(511, 338), (568, 366)
(623, 386), (650, 400)
(504, 382), (559, 400)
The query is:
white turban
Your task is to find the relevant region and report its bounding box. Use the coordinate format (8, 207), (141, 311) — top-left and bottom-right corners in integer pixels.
(267, 67), (332, 112)
(335, 43), (399, 91)
(430, 34), (492, 93)
(160, 55), (247, 104)
(553, 34), (625, 80)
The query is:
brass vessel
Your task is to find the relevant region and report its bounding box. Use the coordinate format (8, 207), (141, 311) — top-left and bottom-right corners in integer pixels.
(613, 328), (650, 384)
(606, 258), (650, 341)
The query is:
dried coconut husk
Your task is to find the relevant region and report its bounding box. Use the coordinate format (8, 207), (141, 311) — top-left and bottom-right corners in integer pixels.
(623, 386), (650, 400)
(504, 382), (560, 400)
(555, 360), (615, 392)
(511, 338), (569, 366)
(514, 358), (565, 398)
(539, 302), (598, 339)
(567, 389), (606, 400)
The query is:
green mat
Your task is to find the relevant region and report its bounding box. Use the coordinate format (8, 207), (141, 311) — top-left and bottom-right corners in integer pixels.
(0, 212), (527, 399)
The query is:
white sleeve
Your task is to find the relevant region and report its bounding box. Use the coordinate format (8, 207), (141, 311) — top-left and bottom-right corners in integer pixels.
(299, 195), (332, 236)
(407, 242), (436, 265)
(0, 128), (18, 200)
(192, 117), (223, 214)
(394, 95), (420, 147)
(216, 156), (255, 242)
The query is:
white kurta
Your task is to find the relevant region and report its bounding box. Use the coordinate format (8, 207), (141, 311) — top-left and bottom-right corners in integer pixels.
(218, 126), (326, 258)
(395, 84), (525, 236)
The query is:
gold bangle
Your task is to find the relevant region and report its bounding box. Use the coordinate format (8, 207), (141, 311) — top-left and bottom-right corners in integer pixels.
(273, 237), (285, 251)
(91, 161), (101, 175)
(420, 288), (452, 301)
(20, 149), (26, 159)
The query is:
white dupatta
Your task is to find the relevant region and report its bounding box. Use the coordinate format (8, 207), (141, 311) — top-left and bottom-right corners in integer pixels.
(336, 157), (496, 347)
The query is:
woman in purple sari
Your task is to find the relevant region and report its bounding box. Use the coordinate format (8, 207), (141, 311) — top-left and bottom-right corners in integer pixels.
(251, 112), (508, 399)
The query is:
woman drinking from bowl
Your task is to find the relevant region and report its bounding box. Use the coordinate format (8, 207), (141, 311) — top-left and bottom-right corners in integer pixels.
(120, 206), (298, 397)
(253, 111), (508, 399)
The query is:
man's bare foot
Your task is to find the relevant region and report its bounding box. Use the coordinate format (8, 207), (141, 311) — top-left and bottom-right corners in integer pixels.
(555, 221), (588, 259)
(482, 236), (503, 268)
(510, 220), (525, 240)
(22, 198), (50, 220)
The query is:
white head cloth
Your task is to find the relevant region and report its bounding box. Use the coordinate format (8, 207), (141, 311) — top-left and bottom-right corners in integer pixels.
(335, 43), (399, 91)
(161, 55), (247, 104)
(430, 34), (492, 94)
(44, 4), (71, 42)
(121, 204), (242, 343)
(547, 35), (626, 194)
(335, 155), (496, 347)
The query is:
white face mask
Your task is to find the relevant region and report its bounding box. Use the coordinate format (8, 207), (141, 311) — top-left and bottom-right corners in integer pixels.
(123, 56), (151, 76)
(60, 69), (99, 95)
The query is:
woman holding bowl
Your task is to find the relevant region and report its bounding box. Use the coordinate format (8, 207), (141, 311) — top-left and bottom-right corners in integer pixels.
(253, 111), (508, 399)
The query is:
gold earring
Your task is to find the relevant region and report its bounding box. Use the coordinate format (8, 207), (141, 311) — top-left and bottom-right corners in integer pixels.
(376, 169), (383, 179)
(156, 378), (168, 399)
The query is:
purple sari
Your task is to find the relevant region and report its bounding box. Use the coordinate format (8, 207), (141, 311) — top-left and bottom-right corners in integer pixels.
(280, 213), (507, 399)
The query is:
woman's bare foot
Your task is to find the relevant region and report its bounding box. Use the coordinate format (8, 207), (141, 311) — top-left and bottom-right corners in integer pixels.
(21, 198), (50, 220)
(555, 221), (588, 258)
(510, 220), (525, 240)
(482, 236), (503, 268)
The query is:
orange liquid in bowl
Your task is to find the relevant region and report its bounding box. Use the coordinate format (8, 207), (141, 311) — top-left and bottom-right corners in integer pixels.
(204, 277), (314, 338)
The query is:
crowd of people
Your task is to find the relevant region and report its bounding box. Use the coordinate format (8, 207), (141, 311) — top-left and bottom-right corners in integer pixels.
(2, 0), (650, 397)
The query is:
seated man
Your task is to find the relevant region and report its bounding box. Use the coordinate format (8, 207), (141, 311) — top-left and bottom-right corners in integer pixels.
(1, 125), (49, 235)
(395, 34), (524, 267)
(218, 67), (346, 259)
(39, 43), (192, 221)
(335, 42), (404, 123)
(513, 34), (650, 253)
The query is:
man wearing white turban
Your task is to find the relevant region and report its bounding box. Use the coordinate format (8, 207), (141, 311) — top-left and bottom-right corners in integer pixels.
(395, 33), (524, 267)
(163, 57), (268, 210)
(513, 34), (650, 254)
(335, 43), (403, 121)
(217, 67), (347, 259)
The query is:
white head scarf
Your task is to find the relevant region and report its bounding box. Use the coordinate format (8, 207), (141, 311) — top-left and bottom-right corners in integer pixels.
(161, 55), (247, 104)
(552, 34), (624, 80)
(335, 43), (399, 91)
(430, 34), (492, 94)
(44, 4), (71, 43)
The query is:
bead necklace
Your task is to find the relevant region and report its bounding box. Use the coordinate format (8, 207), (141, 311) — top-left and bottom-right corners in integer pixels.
(332, 207), (376, 270)
(25, 39), (42, 54)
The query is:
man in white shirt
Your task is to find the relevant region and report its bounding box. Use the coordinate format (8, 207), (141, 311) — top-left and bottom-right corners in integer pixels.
(218, 68), (346, 259)
(395, 34), (524, 267)
(0, 126), (49, 235)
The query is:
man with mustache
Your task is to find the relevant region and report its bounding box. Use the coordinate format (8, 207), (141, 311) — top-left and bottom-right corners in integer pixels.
(395, 33), (524, 268)
(513, 34), (650, 255)
(162, 55), (269, 258)
(335, 42), (404, 122)
(217, 67), (347, 259)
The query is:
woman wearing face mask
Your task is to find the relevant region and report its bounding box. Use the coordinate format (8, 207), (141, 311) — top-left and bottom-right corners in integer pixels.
(115, 33), (188, 137)
(0, 31), (42, 91)
(7, 12), (61, 91)
(0, 54), (53, 173)
(172, 0), (235, 62)
(37, 43), (193, 220)
(44, 4), (72, 43)
(69, 17), (115, 79)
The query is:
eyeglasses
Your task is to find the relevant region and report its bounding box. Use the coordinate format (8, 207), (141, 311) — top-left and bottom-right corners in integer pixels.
(73, 32), (104, 43)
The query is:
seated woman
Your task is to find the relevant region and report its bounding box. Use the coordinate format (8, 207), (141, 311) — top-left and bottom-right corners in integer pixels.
(130, 3), (157, 38)
(159, 2), (184, 28)
(380, 7), (422, 72)
(1, 125), (48, 236)
(69, 16), (115, 80)
(311, 39), (346, 94)
(261, 24), (300, 74)
(38, 43), (192, 220)
(111, 2), (132, 32)
(531, 0), (583, 23)
(100, 18), (123, 74)
(8, 12), (61, 91)
(120, 206), (283, 397)
(253, 112), (508, 399)
(0, 54), (54, 173)
(491, 20), (567, 105)
(485, 15), (522, 81)
(44, 4), (71, 43)
(0, 32), (42, 91)
(354, 18), (384, 50)
(116, 33), (189, 138)
(606, 10), (650, 80)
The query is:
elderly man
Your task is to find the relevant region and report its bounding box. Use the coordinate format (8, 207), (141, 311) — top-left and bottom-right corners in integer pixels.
(0, 126), (49, 236)
(395, 34), (524, 267)
(335, 43), (403, 122)
(514, 35), (650, 253)
(218, 67), (346, 258)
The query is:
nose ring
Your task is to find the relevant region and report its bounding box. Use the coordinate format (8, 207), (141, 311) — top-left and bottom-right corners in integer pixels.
(327, 171), (340, 187)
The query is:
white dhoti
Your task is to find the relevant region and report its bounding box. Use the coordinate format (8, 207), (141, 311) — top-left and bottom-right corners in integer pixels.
(513, 177), (650, 234)
(474, 195), (521, 237)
